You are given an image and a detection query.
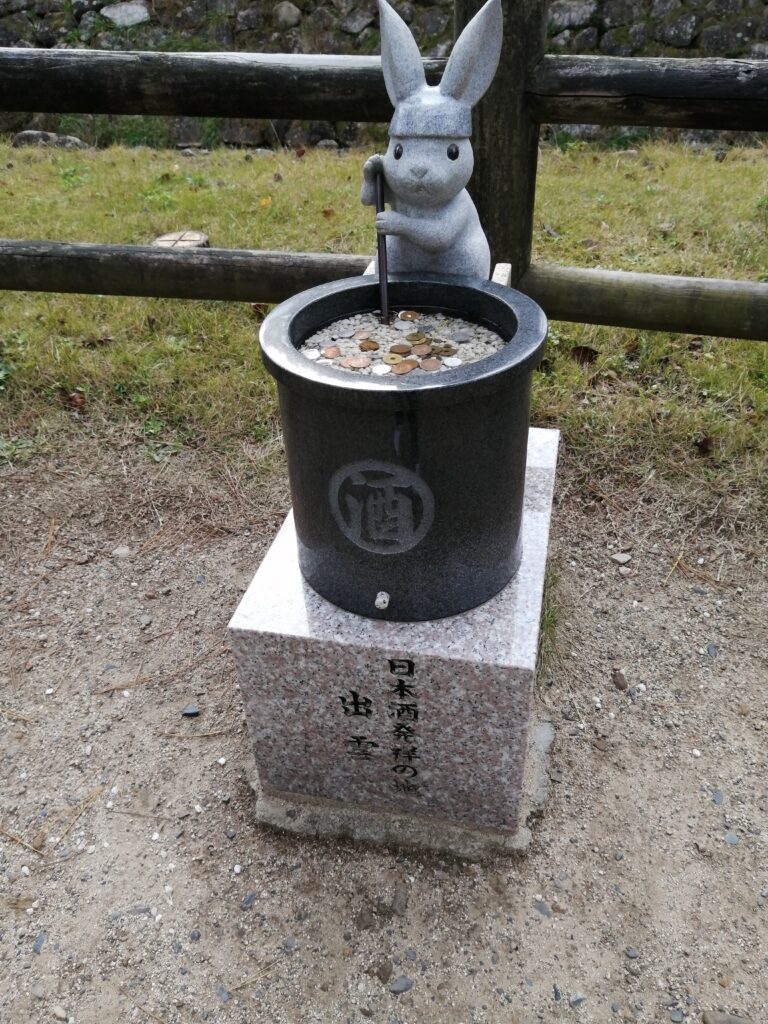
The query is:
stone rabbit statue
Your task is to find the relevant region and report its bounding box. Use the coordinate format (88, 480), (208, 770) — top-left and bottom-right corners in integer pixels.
(361, 0), (503, 278)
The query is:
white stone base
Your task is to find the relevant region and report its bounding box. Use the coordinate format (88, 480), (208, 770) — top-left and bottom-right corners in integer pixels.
(229, 428), (559, 856)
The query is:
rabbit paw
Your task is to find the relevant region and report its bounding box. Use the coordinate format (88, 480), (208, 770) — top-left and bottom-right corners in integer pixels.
(375, 211), (407, 236)
(363, 154), (384, 181)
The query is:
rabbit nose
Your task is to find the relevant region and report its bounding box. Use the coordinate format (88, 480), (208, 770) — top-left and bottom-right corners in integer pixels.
(411, 166), (428, 179)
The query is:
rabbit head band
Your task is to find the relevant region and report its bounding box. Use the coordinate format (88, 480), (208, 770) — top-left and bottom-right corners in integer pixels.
(378, 0), (504, 139)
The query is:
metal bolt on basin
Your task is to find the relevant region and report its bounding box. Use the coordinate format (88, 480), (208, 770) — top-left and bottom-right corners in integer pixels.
(259, 273), (547, 622)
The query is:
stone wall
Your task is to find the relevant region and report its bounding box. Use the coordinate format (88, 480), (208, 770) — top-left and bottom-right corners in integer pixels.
(548, 0), (768, 58)
(2, 0), (767, 59)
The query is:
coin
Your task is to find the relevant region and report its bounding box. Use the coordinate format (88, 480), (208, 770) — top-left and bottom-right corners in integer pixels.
(420, 358), (441, 372)
(333, 326), (355, 339)
(393, 319), (413, 331)
(354, 329), (371, 340)
(406, 332), (427, 344)
(443, 356), (463, 368)
(411, 343), (432, 357)
(398, 310), (420, 321)
(304, 349), (321, 361)
(383, 352), (404, 365)
(391, 359), (418, 375)
(371, 363), (391, 375)
(339, 355), (371, 369)
(359, 339), (380, 351)
(321, 345), (341, 359)
(390, 343), (412, 355)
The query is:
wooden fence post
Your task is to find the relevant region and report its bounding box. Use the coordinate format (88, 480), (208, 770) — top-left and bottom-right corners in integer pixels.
(453, 0), (547, 284)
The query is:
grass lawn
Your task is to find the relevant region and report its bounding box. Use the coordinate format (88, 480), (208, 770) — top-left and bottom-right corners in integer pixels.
(0, 138), (766, 529)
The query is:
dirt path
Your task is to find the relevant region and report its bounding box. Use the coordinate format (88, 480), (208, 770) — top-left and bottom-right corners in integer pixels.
(1, 441), (765, 1024)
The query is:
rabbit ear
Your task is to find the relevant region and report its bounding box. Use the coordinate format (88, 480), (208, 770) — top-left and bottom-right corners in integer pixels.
(378, 0), (427, 107)
(439, 0), (503, 109)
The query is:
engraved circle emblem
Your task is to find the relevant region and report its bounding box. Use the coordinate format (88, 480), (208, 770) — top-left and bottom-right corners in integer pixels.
(329, 460), (435, 555)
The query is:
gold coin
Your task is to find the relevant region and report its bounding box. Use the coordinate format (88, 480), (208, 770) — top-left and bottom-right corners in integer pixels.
(420, 357), (441, 372)
(406, 332), (426, 344)
(390, 343), (412, 355)
(383, 352), (404, 365)
(391, 359), (418, 375)
(411, 343), (432, 357)
(398, 310), (420, 322)
(359, 339), (380, 352)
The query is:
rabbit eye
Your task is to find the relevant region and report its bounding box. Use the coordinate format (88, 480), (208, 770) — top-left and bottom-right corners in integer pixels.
(393, 144), (403, 160)
(447, 144), (460, 161)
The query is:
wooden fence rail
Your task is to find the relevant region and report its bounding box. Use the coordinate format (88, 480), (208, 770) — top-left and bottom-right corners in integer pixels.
(2, 240), (766, 341)
(1, 48), (767, 130)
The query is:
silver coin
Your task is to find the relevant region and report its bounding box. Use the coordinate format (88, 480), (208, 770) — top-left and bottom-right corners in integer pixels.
(304, 349), (321, 360)
(443, 356), (463, 368)
(371, 363), (391, 375)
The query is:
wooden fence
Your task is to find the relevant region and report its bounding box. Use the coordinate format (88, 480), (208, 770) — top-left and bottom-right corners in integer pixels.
(1, 0), (767, 340)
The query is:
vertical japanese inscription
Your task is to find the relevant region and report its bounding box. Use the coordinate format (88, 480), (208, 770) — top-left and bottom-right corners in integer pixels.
(336, 659), (423, 797)
(388, 658), (421, 794)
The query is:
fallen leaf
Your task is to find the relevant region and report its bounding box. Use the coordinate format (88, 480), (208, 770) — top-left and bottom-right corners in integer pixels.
(295, 147), (306, 159)
(258, 196), (272, 208)
(570, 345), (598, 365)
(695, 435), (715, 456)
(322, 207), (336, 219)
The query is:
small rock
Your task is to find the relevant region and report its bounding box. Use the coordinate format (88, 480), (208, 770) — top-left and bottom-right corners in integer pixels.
(181, 703), (200, 717)
(101, 0), (151, 27)
(225, 828), (236, 840)
(625, 946), (639, 959)
(31, 982), (44, 999)
(241, 893), (257, 910)
(611, 1004), (620, 1014)
(713, 789), (724, 805)
(724, 831), (739, 846)
(553, 983), (562, 1001)
(354, 908), (375, 931)
(190, 929), (201, 941)
(611, 552), (632, 565)
(670, 1011), (685, 1023)
(569, 992), (587, 1008)
(376, 960), (393, 984)
(52, 1008), (67, 1022)
(283, 936), (298, 952)
(33, 931), (45, 954)
(389, 976), (413, 995)
(273, 0), (301, 29)
(611, 669), (628, 691)
(216, 984), (232, 1003)
(405, 947), (416, 961)
(111, 544), (131, 558)
(533, 899), (553, 918)
(706, 643), (718, 658)
(12, 130), (86, 150)
(615, 849), (624, 861)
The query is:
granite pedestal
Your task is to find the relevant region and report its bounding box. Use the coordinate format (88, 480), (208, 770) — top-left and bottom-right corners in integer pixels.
(229, 428), (559, 858)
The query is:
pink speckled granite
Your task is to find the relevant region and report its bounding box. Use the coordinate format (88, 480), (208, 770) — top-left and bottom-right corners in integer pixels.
(229, 427), (558, 835)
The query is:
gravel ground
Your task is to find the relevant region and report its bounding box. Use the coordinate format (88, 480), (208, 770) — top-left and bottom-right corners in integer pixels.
(1, 437), (766, 1024)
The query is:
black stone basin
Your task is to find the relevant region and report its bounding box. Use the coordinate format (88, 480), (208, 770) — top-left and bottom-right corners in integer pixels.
(259, 273), (547, 621)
